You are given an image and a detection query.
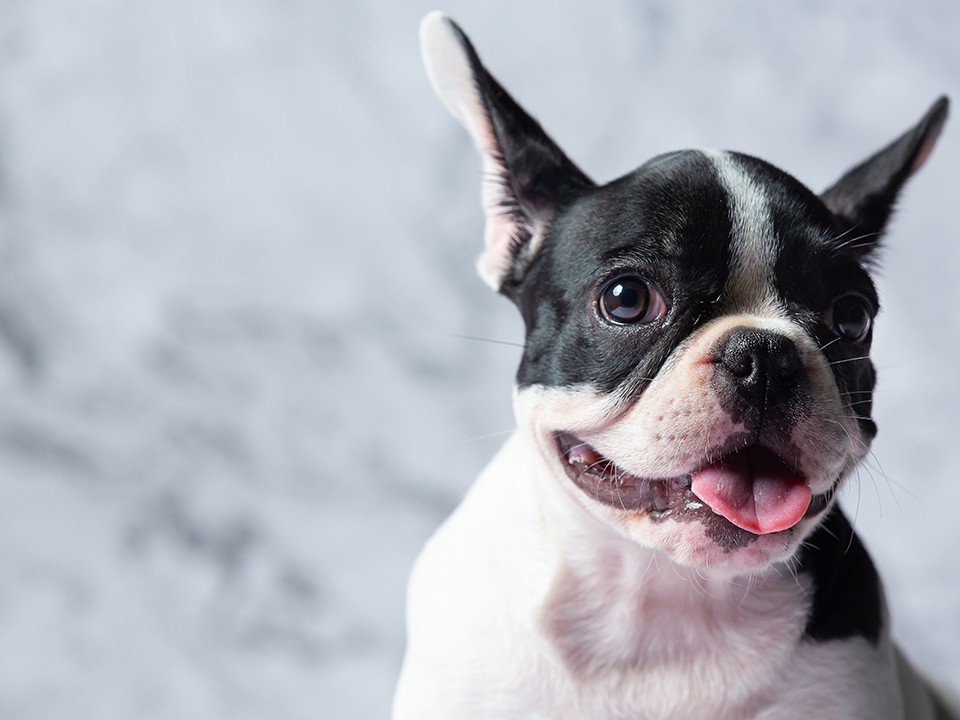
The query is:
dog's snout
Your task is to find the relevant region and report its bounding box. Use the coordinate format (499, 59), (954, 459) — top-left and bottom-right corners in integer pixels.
(717, 329), (804, 422)
(720, 329), (802, 384)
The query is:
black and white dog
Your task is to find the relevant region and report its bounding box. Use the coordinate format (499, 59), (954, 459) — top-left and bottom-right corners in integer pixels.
(395, 12), (956, 719)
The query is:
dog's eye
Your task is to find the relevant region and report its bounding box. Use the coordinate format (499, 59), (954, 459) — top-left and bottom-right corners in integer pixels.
(829, 295), (873, 342)
(598, 275), (668, 325)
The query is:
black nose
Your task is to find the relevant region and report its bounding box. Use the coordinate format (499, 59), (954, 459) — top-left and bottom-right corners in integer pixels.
(718, 328), (803, 416)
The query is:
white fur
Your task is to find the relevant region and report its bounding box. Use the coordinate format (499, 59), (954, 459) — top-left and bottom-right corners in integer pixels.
(402, 15), (955, 718)
(394, 312), (950, 718)
(512, 313), (861, 571)
(394, 431), (932, 719)
(704, 149), (783, 314)
(420, 12), (545, 290)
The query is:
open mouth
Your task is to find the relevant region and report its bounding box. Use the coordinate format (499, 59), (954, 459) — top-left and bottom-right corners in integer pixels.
(555, 432), (829, 535)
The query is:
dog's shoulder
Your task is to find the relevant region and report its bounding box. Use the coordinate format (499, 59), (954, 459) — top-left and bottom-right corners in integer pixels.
(395, 436), (563, 718)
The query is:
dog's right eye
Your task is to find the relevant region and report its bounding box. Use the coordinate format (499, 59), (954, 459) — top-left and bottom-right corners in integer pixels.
(598, 275), (668, 325)
(828, 294), (874, 342)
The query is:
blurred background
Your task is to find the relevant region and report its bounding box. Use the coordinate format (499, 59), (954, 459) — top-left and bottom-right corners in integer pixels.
(0, 1), (957, 717)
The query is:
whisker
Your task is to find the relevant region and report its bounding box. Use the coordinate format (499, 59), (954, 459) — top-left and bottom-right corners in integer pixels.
(446, 332), (524, 348)
(818, 335), (843, 352)
(736, 574), (754, 609)
(673, 562), (708, 599)
(862, 458), (885, 521)
(800, 539), (822, 553)
(835, 230), (882, 251)
(847, 465), (862, 554)
(821, 418), (864, 551)
(828, 221), (865, 247)
(653, 552), (664, 580)
(817, 521), (841, 544)
(863, 450), (920, 509)
(824, 417), (857, 446)
(455, 428), (517, 445)
(783, 556), (802, 591)
(843, 239), (882, 252)
(638, 550), (658, 586)
(839, 389), (878, 398)
(828, 355), (872, 366)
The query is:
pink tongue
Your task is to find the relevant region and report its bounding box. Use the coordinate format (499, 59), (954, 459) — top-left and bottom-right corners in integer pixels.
(690, 447), (811, 534)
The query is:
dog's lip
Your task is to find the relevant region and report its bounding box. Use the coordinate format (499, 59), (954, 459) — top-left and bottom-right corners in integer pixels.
(554, 431), (690, 513)
(554, 431), (830, 526)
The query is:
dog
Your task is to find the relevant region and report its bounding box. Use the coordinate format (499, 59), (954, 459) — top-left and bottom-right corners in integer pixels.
(395, 12), (956, 719)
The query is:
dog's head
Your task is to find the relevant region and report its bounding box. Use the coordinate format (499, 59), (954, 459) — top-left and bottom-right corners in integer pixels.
(421, 13), (947, 572)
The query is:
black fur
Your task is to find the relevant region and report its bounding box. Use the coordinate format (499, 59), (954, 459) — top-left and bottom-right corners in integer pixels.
(821, 97), (949, 255)
(509, 149), (883, 446)
(444, 20), (593, 289)
(436, 15), (948, 646)
(514, 151), (732, 395)
(799, 507), (883, 643)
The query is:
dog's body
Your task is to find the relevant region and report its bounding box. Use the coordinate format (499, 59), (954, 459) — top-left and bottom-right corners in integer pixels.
(395, 13), (955, 719)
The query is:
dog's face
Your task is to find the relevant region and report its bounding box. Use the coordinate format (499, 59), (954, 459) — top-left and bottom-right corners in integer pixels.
(421, 13), (947, 572)
(512, 150), (877, 571)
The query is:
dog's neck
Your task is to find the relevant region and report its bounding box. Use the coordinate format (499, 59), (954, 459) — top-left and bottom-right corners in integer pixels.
(515, 429), (811, 685)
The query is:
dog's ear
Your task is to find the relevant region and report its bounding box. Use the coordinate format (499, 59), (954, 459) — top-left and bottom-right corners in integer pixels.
(420, 12), (594, 292)
(821, 97), (948, 258)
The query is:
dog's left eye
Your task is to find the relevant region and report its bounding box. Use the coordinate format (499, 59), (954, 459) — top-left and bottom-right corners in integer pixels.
(598, 275), (668, 325)
(829, 294), (873, 342)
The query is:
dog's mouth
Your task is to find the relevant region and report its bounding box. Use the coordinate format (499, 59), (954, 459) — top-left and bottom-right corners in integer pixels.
(555, 432), (829, 536)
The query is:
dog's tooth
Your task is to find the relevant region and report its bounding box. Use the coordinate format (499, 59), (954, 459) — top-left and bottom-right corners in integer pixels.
(568, 444), (602, 467)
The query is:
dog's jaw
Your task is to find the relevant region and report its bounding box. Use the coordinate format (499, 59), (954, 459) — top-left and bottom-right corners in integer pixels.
(514, 311), (871, 574)
(554, 432), (832, 534)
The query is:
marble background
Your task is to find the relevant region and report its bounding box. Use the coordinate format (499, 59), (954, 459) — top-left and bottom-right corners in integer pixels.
(0, 1), (957, 717)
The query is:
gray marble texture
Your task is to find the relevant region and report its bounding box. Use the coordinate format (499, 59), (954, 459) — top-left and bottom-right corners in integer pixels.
(0, 1), (957, 717)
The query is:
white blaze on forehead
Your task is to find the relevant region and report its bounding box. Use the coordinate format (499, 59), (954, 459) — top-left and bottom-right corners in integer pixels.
(703, 150), (781, 313)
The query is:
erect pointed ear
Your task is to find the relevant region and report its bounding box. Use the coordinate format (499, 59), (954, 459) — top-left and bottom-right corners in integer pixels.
(419, 12), (594, 292)
(821, 97), (948, 258)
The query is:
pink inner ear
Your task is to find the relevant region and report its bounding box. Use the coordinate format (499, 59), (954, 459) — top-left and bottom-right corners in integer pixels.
(477, 156), (531, 289)
(909, 98), (949, 175)
(420, 14), (503, 171)
(421, 13), (529, 290)
(910, 126), (943, 174)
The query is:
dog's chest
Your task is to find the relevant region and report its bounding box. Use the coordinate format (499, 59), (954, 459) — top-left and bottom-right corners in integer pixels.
(537, 557), (900, 719)
(538, 541), (812, 716)
(398, 437), (904, 719)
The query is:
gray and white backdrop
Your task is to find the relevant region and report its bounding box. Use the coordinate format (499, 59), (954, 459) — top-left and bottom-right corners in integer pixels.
(0, 1), (957, 718)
